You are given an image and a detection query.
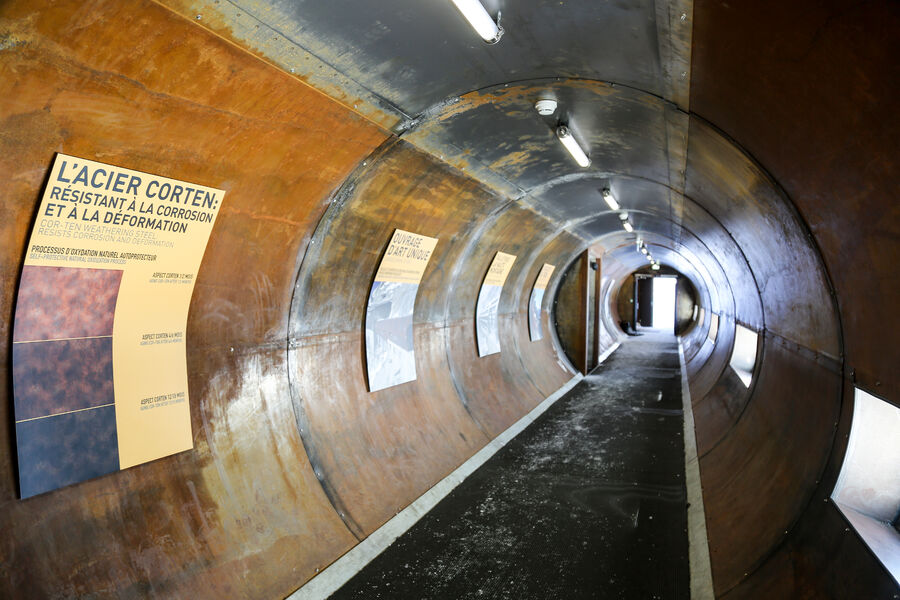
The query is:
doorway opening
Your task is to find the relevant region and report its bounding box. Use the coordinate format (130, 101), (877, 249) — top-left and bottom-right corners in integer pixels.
(617, 268), (698, 336)
(651, 276), (677, 331)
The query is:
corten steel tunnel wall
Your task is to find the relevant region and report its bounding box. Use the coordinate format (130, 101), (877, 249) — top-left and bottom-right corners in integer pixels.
(0, 0), (898, 599)
(0, 3), (585, 596)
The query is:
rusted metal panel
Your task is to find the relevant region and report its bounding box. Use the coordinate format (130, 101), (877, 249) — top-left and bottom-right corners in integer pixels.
(441, 203), (570, 436)
(443, 318), (544, 437)
(686, 118), (842, 356)
(289, 326), (490, 537)
(164, 0), (671, 120)
(719, 378), (900, 599)
(689, 317), (744, 456)
(723, 500), (900, 599)
(721, 375), (898, 598)
(510, 233), (585, 395)
(287, 140), (580, 542)
(690, 0), (899, 401)
(554, 252), (589, 373)
(698, 338), (841, 595)
(0, 0), (386, 597)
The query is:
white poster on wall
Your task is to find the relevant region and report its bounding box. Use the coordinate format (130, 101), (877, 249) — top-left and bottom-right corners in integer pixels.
(528, 263), (555, 342)
(364, 229), (438, 392)
(475, 251), (516, 357)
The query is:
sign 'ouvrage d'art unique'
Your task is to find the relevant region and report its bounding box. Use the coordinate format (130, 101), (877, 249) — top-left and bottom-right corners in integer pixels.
(475, 251), (516, 357)
(12, 154), (224, 498)
(528, 263), (556, 342)
(364, 229), (438, 392)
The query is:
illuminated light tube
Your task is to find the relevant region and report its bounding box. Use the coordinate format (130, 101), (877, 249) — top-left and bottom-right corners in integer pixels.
(641, 246), (648, 254)
(652, 263), (660, 270)
(556, 126), (591, 168)
(618, 211), (629, 221)
(623, 221), (634, 233)
(602, 188), (620, 211)
(450, 0), (504, 43)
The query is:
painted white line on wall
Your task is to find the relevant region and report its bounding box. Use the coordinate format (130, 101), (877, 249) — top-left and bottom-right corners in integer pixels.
(678, 342), (715, 599)
(288, 342), (620, 600)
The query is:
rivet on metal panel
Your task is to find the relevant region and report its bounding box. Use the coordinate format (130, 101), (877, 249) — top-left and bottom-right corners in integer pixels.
(195, 14), (201, 20)
(681, 13), (687, 21)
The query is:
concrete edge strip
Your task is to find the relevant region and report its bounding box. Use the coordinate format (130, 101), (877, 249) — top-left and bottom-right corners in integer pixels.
(678, 342), (715, 599)
(288, 343), (621, 599)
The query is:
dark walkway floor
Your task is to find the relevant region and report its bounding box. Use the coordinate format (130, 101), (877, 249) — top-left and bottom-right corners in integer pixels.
(331, 333), (689, 599)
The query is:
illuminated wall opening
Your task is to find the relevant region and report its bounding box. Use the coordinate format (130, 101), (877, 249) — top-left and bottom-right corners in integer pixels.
(831, 388), (900, 585)
(729, 324), (758, 387)
(707, 313), (719, 344)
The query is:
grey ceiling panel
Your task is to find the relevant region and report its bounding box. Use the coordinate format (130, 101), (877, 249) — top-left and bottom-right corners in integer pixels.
(230, 0), (664, 116)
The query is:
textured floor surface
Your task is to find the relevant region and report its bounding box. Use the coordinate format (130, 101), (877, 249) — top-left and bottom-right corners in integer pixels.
(331, 332), (689, 599)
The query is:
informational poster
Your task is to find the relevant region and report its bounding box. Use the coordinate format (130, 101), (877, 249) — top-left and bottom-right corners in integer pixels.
(365, 229), (438, 392)
(475, 251), (516, 357)
(12, 154), (224, 498)
(528, 263), (556, 342)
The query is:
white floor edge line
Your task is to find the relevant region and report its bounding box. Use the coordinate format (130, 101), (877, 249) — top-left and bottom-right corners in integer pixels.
(288, 343), (620, 600)
(678, 343), (715, 599)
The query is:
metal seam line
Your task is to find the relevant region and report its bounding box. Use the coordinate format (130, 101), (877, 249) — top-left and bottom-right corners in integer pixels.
(13, 334), (113, 344)
(15, 402), (116, 424)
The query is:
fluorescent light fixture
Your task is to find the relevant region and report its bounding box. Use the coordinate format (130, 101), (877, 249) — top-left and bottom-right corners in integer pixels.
(601, 188), (620, 210)
(618, 211), (629, 221)
(556, 126), (591, 168)
(641, 246), (648, 254)
(450, 0), (504, 43)
(623, 221), (633, 233)
(652, 263), (661, 270)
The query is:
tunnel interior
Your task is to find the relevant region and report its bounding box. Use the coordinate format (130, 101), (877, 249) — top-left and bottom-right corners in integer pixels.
(0, 0), (898, 598)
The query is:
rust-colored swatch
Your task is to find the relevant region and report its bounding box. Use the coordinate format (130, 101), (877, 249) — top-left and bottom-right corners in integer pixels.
(13, 266), (123, 342)
(13, 337), (115, 421)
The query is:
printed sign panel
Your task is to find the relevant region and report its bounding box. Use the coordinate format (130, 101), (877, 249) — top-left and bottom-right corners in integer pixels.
(12, 153), (224, 498)
(365, 229), (438, 392)
(475, 252), (516, 357)
(528, 263), (556, 342)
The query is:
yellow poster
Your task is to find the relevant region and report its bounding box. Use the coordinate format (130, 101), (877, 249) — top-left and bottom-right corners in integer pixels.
(529, 263), (556, 342)
(535, 263), (556, 290)
(373, 229), (439, 284)
(365, 229), (439, 392)
(482, 251), (517, 287)
(476, 252), (517, 357)
(12, 153), (224, 496)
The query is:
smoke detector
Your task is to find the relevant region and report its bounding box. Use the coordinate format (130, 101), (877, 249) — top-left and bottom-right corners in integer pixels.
(534, 99), (557, 116)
